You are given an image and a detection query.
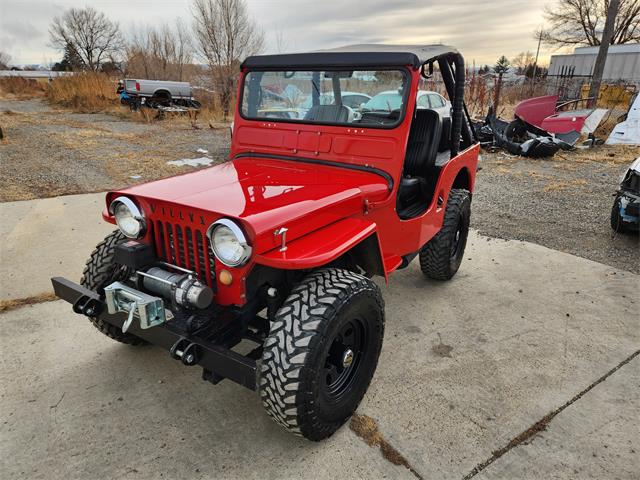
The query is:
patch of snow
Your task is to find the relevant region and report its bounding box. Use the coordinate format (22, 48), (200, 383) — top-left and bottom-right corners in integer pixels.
(196, 148), (209, 154)
(167, 157), (213, 167)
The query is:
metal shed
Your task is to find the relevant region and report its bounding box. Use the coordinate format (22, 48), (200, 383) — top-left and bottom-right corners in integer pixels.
(548, 44), (640, 82)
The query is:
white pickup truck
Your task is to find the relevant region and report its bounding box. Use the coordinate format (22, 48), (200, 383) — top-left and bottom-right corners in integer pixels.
(122, 79), (199, 109)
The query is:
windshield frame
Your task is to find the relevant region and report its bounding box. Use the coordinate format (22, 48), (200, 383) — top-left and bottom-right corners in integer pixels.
(238, 67), (412, 130)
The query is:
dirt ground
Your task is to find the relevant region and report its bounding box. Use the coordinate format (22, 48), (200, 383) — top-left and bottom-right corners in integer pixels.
(473, 147), (640, 273)
(1, 98), (638, 272)
(0, 99), (229, 201)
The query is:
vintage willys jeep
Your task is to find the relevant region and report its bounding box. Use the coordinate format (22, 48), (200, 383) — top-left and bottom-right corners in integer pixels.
(52, 45), (479, 440)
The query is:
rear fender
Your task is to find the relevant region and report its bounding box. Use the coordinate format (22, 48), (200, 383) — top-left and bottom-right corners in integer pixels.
(254, 217), (387, 280)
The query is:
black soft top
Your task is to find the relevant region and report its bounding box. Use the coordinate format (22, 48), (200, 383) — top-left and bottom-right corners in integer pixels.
(241, 44), (459, 70)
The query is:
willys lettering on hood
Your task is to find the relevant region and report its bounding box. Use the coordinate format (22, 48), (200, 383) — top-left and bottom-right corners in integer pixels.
(108, 157), (389, 253)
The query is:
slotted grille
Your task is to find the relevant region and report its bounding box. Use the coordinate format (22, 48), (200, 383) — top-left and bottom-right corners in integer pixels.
(153, 220), (215, 288)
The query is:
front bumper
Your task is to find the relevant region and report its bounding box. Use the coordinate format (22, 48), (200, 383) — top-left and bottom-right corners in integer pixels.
(51, 277), (258, 390)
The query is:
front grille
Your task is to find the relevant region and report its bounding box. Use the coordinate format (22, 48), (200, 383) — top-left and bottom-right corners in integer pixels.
(153, 221), (216, 288)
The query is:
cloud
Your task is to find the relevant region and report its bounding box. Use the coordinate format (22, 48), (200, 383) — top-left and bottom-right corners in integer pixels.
(0, 0), (547, 65)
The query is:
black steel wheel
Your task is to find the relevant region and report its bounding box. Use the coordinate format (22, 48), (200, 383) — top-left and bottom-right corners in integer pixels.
(323, 317), (368, 404)
(259, 268), (385, 441)
(80, 230), (144, 345)
(419, 189), (471, 280)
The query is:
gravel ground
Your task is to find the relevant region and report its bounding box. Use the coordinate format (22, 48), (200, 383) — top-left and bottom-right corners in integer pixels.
(1, 98), (638, 272)
(473, 147), (640, 273)
(0, 99), (229, 201)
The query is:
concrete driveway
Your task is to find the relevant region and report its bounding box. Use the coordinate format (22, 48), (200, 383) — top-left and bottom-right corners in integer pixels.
(1, 193), (638, 479)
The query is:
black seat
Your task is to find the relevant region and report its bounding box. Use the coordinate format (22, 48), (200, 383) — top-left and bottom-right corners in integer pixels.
(439, 116), (451, 152)
(398, 109), (442, 215)
(304, 105), (350, 123)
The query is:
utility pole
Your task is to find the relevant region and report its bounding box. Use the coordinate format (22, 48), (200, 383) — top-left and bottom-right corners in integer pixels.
(588, 0), (620, 108)
(531, 28), (544, 94)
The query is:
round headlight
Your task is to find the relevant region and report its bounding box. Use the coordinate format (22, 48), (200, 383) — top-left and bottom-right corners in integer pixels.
(109, 196), (145, 239)
(208, 219), (252, 267)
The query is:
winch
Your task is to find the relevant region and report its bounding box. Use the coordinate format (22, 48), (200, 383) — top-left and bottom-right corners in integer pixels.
(141, 267), (213, 309)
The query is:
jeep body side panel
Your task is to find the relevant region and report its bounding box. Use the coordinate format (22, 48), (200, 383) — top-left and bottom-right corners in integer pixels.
(365, 143), (479, 273)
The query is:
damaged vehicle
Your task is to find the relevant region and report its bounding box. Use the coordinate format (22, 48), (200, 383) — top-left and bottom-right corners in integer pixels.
(473, 108), (572, 158)
(51, 44), (479, 440)
(510, 94), (606, 139)
(611, 157), (640, 233)
(475, 94), (611, 158)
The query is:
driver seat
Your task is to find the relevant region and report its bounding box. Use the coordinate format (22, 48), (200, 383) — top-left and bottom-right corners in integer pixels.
(397, 109), (443, 216)
(304, 104), (351, 123)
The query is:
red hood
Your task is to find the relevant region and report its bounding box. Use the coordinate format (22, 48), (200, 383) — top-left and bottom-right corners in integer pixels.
(108, 157), (390, 253)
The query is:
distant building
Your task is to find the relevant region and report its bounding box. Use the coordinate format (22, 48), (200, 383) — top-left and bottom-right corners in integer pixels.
(548, 44), (640, 82)
(0, 70), (74, 79)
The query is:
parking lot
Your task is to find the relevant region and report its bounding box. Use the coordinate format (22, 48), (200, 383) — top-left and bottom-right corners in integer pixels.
(1, 192), (638, 479)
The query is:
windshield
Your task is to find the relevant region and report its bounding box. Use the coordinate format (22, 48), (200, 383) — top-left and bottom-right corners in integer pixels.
(241, 69), (408, 127)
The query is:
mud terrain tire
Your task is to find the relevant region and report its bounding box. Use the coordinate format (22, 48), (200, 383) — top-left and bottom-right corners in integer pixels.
(259, 268), (384, 441)
(419, 189), (471, 280)
(80, 230), (144, 345)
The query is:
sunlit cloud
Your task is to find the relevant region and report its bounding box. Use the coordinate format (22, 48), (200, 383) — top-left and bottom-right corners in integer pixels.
(0, 0), (548, 66)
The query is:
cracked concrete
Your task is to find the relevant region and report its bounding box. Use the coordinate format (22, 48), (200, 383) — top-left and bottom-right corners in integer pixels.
(466, 350), (639, 479)
(475, 353), (640, 479)
(0, 192), (638, 479)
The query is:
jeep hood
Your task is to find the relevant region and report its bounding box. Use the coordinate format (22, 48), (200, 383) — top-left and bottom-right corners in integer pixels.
(109, 157), (390, 253)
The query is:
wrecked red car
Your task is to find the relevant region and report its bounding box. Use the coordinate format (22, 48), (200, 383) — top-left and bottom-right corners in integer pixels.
(513, 94), (607, 137)
(51, 44), (479, 440)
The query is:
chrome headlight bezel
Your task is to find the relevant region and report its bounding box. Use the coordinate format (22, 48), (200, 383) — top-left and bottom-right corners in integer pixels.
(207, 218), (252, 267)
(109, 196), (146, 239)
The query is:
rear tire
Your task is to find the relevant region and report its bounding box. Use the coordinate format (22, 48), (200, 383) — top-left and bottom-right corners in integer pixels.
(259, 268), (385, 440)
(419, 189), (471, 280)
(80, 230), (144, 345)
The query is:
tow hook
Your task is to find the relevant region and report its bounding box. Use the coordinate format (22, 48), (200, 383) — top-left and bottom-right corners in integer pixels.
(170, 337), (200, 366)
(72, 295), (103, 317)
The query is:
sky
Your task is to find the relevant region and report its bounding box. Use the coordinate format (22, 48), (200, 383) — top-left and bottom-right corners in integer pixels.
(0, 0), (555, 67)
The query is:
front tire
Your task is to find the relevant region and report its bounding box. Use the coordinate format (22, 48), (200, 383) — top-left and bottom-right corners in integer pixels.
(259, 268), (385, 441)
(419, 189), (471, 280)
(80, 230), (144, 345)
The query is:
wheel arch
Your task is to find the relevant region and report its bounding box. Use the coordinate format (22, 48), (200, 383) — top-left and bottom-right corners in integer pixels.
(153, 89), (171, 99)
(334, 230), (386, 279)
(452, 166), (472, 192)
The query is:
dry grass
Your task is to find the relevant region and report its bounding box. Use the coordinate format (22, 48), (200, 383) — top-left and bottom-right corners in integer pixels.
(543, 178), (587, 192)
(349, 414), (417, 472)
(555, 144), (640, 165)
(0, 292), (58, 313)
(0, 77), (46, 99)
(46, 72), (117, 112)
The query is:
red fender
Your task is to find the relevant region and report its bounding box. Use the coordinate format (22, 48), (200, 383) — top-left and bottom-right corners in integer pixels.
(255, 217), (386, 278)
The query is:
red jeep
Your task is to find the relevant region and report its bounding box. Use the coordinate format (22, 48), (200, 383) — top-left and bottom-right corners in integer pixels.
(52, 45), (479, 440)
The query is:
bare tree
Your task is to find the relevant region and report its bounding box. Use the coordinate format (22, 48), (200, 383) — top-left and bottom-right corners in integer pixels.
(543, 0), (639, 47)
(192, 0), (264, 119)
(125, 20), (193, 80)
(173, 18), (193, 81)
(0, 51), (11, 69)
(589, 0), (621, 106)
(511, 51), (535, 74)
(49, 7), (122, 71)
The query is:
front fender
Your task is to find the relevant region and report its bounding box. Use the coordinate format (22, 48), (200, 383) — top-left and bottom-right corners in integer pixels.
(254, 217), (381, 273)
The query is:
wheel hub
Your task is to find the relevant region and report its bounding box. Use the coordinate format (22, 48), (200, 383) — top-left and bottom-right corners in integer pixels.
(322, 319), (368, 403)
(342, 348), (354, 368)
